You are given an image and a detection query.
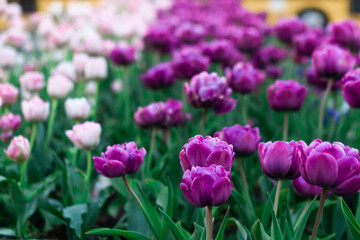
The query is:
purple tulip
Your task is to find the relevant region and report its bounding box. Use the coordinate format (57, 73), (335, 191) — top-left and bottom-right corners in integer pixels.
(171, 47), (210, 80)
(226, 62), (264, 94)
(231, 27), (263, 53)
(180, 164), (231, 207)
(298, 139), (360, 196)
(184, 72), (237, 114)
(214, 124), (261, 157)
(293, 31), (321, 58)
(109, 44), (136, 66)
(267, 80), (307, 112)
(306, 67), (341, 90)
(252, 45), (286, 69)
(266, 65), (283, 79)
(141, 62), (176, 89)
(163, 99), (185, 128)
(327, 20), (360, 52)
(341, 68), (360, 108)
(273, 17), (307, 44)
(144, 25), (174, 54)
(175, 22), (207, 45)
(292, 176), (327, 199)
(0, 113), (21, 132)
(93, 142), (146, 178)
(258, 141), (304, 180)
(180, 135), (235, 172)
(202, 39), (236, 64)
(311, 44), (355, 80)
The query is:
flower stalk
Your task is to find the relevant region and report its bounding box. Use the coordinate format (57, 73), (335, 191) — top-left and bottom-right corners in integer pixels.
(310, 188), (327, 240)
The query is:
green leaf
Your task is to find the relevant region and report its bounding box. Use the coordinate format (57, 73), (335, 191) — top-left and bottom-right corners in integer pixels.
(166, 178), (174, 217)
(190, 223), (204, 240)
(0, 228), (16, 236)
(293, 197), (317, 240)
(340, 197), (360, 240)
(159, 209), (187, 240)
(270, 209), (283, 240)
(250, 220), (273, 240)
(0, 175), (6, 183)
(62, 203), (88, 238)
(229, 218), (251, 240)
(284, 220), (293, 240)
(215, 207), (230, 240)
(318, 233), (337, 240)
(86, 228), (152, 240)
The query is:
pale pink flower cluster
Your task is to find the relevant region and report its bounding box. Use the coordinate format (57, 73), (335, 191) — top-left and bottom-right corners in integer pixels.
(65, 121), (101, 150)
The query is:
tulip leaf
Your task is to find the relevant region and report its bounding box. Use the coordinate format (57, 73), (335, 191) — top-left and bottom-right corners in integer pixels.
(215, 207), (230, 240)
(190, 223), (204, 240)
(340, 197), (360, 240)
(136, 184), (163, 240)
(229, 218), (251, 240)
(318, 233), (337, 240)
(250, 220), (273, 240)
(62, 203), (88, 238)
(270, 209), (283, 240)
(0, 228), (16, 237)
(260, 188), (276, 228)
(159, 209), (187, 240)
(86, 228), (152, 240)
(293, 197), (317, 240)
(285, 220), (294, 240)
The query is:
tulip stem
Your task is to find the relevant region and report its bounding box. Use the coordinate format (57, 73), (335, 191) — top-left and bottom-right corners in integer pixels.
(85, 150), (92, 186)
(282, 112), (289, 141)
(21, 123), (37, 188)
(238, 157), (248, 192)
(318, 80), (333, 138)
(45, 98), (58, 148)
(310, 188), (327, 240)
(240, 95), (247, 125)
(273, 180), (282, 216)
(30, 123), (37, 152)
(201, 108), (206, 135)
(20, 163), (26, 189)
(206, 206), (213, 240)
(91, 81), (100, 121)
(122, 175), (144, 210)
(146, 128), (157, 176)
(123, 66), (130, 125)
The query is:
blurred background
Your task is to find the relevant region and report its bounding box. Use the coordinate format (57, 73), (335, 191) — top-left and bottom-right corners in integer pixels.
(6, 0), (360, 27)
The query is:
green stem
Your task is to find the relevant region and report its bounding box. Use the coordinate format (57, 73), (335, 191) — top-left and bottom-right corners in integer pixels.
(123, 66), (130, 124)
(282, 112), (289, 141)
(45, 98), (58, 147)
(122, 175), (144, 209)
(91, 81), (100, 121)
(240, 95), (247, 125)
(206, 206), (213, 240)
(30, 123), (37, 152)
(85, 150), (92, 185)
(20, 163), (26, 189)
(318, 80), (333, 138)
(310, 188), (327, 240)
(146, 128), (157, 176)
(273, 180), (282, 216)
(20, 123), (37, 188)
(238, 156), (248, 192)
(201, 108), (206, 135)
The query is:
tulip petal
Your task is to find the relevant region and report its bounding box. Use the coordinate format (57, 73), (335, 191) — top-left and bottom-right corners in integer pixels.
(190, 174), (214, 207)
(211, 177), (231, 206)
(186, 141), (212, 167)
(206, 148), (232, 171)
(102, 160), (127, 178)
(330, 175), (360, 196)
(305, 152), (338, 187)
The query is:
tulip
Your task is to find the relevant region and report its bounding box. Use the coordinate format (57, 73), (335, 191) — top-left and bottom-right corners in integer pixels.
(65, 97), (91, 121)
(134, 102), (167, 129)
(180, 164), (231, 208)
(93, 142), (146, 178)
(19, 71), (45, 92)
(111, 80), (123, 93)
(273, 17), (306, 44)
(293, 31), (321, 58)
(231, 27), (263, 53)
(0, 46), (17, 69)
(292, 176), (326, 199)
(327, 20), (360, 52)
(140, 62), (176, 89)
(0, 131), (13, 143)
(65, 121), (101, 150)
(109, 44), (136, 66)
(144, 25), (174, 54)
(84, 57), (108, 81)
(202, 39), (236, 65)
(266, 65), (283, 79)
(184, 71), (237, 114)
(171, 47), (210, 80)
(306, 67), (341, 90)
(0, 83), (18, 106)
(73, 53), (89, 75)
(0, 113), (21, 132)
(47, 74), (74, 99)
(180, 135), (235, 172)
(175, 22), (206, 45)
(5, 135), (30, 164)
(252, 45), (286, 69)
(21, 96), (50, 122)
(298, 139), (360, 240)
(341, 68), (360, 108)
(53, 61), (77, 82)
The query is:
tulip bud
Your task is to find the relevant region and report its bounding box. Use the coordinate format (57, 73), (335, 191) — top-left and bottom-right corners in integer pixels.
(0, 113), (21, 132)
(64, 97), (91, 121)
(258, 141), (304, 180)
(19, 71), (45, 92)
(93, 142), (146, 178)
(47, 74), (74, 98)
(73, 53), (89, 74)
(53, 61), (77, 82)
(5, 135), (30, 164)
(144, 25), (174, 54)
(214, 124), (261, 157)
(84, 57), (108, 81)
(267, 80), (307, 112)
(109, 44), (136, 66)
(0, 83), (18, 106)
(232, 27), (263, 53)
(65, 121), (101, 150)
(180, 165), (231, 207)
(140, 62), (176, 89)
(298, 139), (360, 196)
(341, 68), (360, 108)
(21, 96), (50, 122)
(180, 135), (235, 172)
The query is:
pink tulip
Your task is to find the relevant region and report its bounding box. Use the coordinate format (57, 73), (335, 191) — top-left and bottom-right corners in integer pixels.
(5, 135), (30, 164)
(0, 83), (18, 105)
(21, 96), (50, 122)
(19, 71), (45, 92)
(84, 57), (108, 80)
(65, 121), (101, 149)
(47, 74), (74, 98)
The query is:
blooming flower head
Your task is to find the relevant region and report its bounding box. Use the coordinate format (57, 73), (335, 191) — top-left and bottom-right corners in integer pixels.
(140, 62), (176, 89)
(327, 20), (360, 52)
(109, 43), (136, 66)
(84, 57), (108, 81)
(47, 74), (74, 99)
(64, 97), (91, 121)
(5, 135), (30, 164)
(273, 17), (307, 44)
(0, 83), (18, 106)
(0, 113), (21, 132)
(19, 71), (45, 92)
(21, 96), (50, 122)
(65, 121), (101, 150)
(93, 142), (146, 178)
(341, 68), (360, 108)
